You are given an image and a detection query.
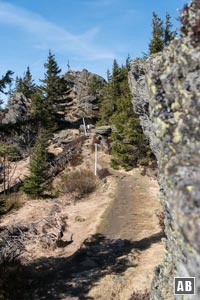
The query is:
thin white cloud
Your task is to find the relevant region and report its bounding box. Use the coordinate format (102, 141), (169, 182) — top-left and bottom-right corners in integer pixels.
(0, 1), (116, 60)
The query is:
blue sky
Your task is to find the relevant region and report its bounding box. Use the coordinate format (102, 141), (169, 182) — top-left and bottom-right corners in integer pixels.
(0, 0), (188, 84)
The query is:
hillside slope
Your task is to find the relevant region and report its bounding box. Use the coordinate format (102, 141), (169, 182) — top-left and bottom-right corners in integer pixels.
(0, 138), (164, 299)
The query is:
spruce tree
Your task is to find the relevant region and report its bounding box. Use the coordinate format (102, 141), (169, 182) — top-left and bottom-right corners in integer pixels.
(22, 130), (49, 197)
(106, 69), (112, 83)
(97, 69), (113, 125)
(98, 61), (121, 125)
(149, 12), (176, 54)
(112, 59), (121, 100)
(149, 12), (164, 54)
(15, 77), (23, 93)
(14, 67), (36, 98)
(0, 70), (13, 108)
(125, 54), (131, 71)
(98, 57), (153, 169)
(89, 75), (98, 96)
(23, 66), (36, 98)
(98, 81), (114, 125)
(41, 50), (63, 98)
(110, 62), (152, 170)
(32, 50), (68, 133)
(0, 70), (13, 94)
(164, 13), (176, 46)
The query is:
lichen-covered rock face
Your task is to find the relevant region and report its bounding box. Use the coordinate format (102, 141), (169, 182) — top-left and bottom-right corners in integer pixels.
(180, 0), (200, 47)
(128, 58), (160, 159)
(129, 2), (200, 299)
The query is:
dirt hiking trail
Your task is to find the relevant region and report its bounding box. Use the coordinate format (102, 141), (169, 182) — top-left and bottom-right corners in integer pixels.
(1, 152), (164, 300)
(88, 168), (164, 300)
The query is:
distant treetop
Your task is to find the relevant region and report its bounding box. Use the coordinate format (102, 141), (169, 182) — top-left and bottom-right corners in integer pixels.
(149, 12), (176, 55)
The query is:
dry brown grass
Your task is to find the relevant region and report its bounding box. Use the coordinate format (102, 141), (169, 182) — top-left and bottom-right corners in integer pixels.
(97, 168), (112, 180)
(70, 153), (84, 167)
(0, 193), (23, 215)
(129, 289), (150, 300)
(60, 169), (97, 199)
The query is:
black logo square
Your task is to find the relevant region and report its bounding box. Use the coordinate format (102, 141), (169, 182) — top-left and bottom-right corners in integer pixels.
(174, 277), (195, 295)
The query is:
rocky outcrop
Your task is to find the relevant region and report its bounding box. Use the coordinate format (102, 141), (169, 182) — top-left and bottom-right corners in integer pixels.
(2, 93), (31, 124)
(1, 69), (105, 126)
(60, 69), (105, 123)
(93, 125), (112, 135)
(129, 1), (200, 299)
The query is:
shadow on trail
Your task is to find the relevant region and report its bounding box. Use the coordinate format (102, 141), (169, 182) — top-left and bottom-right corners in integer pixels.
(131, 232), (163, 250)
(0, 232), (163, 300)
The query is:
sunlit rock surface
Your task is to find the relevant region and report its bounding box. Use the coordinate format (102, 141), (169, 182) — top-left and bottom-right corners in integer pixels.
(129, 1), (200, 299)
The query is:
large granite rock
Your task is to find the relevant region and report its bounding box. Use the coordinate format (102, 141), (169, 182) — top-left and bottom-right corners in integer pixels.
(60, 69), (105, 123)
(129, 1), (200, 299)
(93, 125), (112, 135)
(2, 93), (31, 124)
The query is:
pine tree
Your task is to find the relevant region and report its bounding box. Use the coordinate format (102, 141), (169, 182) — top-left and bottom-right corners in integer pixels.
(149, 12), (164, 54)
(98, 81), (114, 125)
(112, 59), (121, 99)
(32, 50), (68, 133)
(0, 70), (13, 94)
(98, 60), (121, 125)
(14, 67), (36, 98)
(106, 69), (112, 83)
(23, 66), (36, 98)
(149, 12), (176, 54)
(41, 50), (67, 99)
(98, 57), (153, 170)
(110, 61), (152, 170)
(22, 130), (49, 197)
(164, 13), (176, 46)
(15, 76), (23, 93)
(0, 70), (13, 108)
(125, 54), (131, 71)
(31, 89), (44, 123)
(89, 75), (103, 96)
(97, 69), (113, 124)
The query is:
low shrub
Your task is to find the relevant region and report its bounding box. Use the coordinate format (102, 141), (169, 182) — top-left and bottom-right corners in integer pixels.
(129, 289), (150, 300)
(47, 152), (56, 162)
(70, 153), (83, 167)
(61, 169), (97, 199)
(0, 194), (23, 215)
(110, 158), (120, 170)
(97, 168), (111, 180)
(138, 156), (151, 166)
(0, 143), (21, 162)
(7, 146), (22, 162)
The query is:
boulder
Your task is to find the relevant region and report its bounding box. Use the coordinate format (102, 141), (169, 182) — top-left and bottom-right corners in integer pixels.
(93, 126), (112, 135)
(2, 93), (31, 124)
